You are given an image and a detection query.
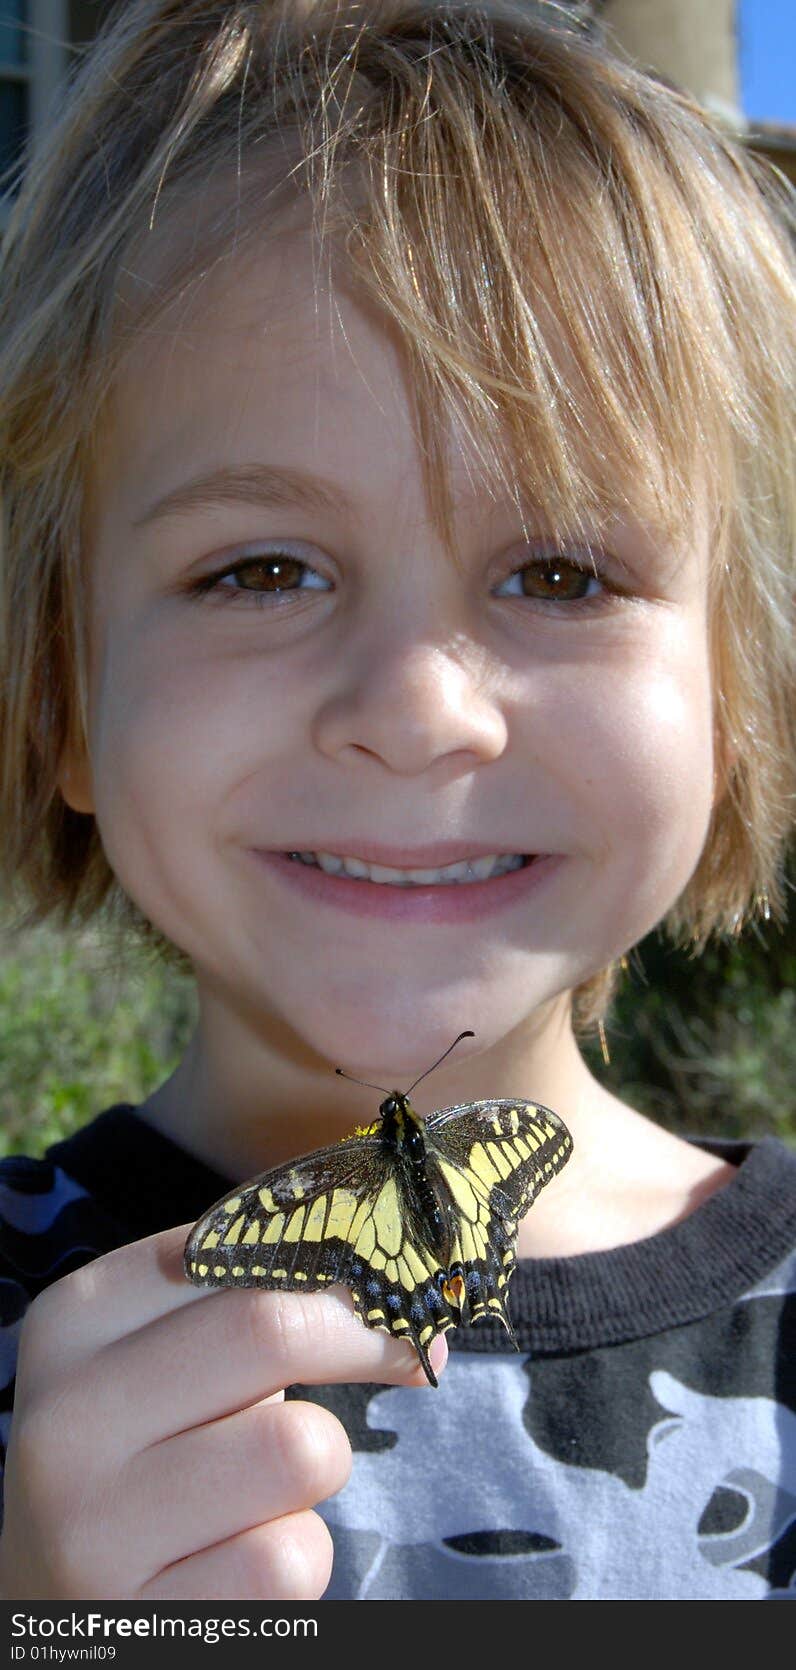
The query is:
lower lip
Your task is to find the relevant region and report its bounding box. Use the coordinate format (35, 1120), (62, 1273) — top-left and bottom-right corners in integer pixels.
(251, 851), (564, 923)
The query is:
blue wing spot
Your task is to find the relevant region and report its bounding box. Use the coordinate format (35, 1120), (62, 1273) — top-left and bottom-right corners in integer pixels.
(366, 1278), (381, 1297)
(386, 1292), (402, 1310)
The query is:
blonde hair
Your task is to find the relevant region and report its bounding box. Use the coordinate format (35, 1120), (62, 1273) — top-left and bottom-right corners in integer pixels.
(0, 0), (793, 1032)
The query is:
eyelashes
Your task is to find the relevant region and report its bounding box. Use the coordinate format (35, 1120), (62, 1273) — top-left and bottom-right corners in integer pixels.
(189, 552), (330, 610)
(187, 547), (625, 614)
(497, 557), (606, 606)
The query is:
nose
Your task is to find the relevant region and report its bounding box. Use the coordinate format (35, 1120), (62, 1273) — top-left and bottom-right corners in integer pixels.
(312, 635), (508, 776)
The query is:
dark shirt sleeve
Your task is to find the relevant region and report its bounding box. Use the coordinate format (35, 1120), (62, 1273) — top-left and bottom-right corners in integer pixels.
(0, 1151), (135, 1525)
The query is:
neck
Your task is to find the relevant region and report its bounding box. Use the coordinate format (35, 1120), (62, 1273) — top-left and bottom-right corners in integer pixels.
(138, 985), (735, 1257)
(140, 986), (592, 1176)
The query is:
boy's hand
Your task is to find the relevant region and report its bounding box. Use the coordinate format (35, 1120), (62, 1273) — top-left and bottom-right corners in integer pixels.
(0, 1224), (447, 1600)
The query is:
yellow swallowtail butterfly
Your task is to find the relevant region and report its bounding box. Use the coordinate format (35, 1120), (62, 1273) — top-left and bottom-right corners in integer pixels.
(184, 1033), (573, 1385)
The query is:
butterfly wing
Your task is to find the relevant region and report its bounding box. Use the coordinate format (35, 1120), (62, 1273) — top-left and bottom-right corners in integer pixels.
(184, 1098), (573, 1385)
(184, 1134), (380, 1286)
(184, 1132), (461, 1386)
(422, 1098), (573, 1343)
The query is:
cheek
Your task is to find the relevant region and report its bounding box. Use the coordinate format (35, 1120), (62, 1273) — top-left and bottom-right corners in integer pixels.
(85, 618), (295, 886)
(573, 658), (716, 884)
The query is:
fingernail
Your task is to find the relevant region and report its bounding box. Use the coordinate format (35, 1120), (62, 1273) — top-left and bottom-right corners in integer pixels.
(429, 1334), (449, 1377)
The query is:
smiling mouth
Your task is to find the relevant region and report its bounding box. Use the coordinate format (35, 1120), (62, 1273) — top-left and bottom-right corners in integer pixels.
(283, 851), (534, 886)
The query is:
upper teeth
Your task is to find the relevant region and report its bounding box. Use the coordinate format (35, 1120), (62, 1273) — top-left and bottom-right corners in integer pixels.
(287, 851), (527, 885)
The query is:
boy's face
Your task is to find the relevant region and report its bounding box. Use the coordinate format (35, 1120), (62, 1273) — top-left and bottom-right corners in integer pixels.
(65, 210), (716, 1076)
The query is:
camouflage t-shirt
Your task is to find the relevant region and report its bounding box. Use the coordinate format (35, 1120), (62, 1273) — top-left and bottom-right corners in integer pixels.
(1, 1107), (794, 1600)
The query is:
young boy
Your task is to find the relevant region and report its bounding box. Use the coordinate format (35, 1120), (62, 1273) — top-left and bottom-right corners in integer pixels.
(0, 0), (793, 1602)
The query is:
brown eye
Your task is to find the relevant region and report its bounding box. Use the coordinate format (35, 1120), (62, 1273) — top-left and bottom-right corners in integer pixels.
(191, 550), (332, 609)
(232, 556), (304, 591)
(518, 560), (598, 601)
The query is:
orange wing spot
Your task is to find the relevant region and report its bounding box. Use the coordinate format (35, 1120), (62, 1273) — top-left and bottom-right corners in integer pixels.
(442, 1273), (466, 1309)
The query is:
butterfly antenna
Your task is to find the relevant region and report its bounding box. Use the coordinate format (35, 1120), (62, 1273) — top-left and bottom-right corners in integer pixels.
(333, 1028), (473, 1095)
(334, 1067), (391, 1093)
(406, 1030), (475, 1095)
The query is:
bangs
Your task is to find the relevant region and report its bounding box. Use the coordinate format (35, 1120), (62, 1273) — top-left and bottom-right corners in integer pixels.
(327, 36), (747, 559)
(104, 7), (745, 563)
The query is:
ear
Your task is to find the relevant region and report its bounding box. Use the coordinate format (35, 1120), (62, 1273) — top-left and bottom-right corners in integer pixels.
(57, 741), (95, 815)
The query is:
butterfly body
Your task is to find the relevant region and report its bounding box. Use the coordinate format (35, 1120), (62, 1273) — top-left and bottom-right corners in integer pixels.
(380, 1094), (450, 1259)
(185, 1092), (573, 1386)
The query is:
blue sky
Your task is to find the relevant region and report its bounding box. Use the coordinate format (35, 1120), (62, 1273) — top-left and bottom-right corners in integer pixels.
(738, 0), (796, 124)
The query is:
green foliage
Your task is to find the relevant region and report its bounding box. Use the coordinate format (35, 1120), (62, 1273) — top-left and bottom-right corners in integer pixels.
(0, 882), (793, 1158)
(0, 918), (196, 1158)
(583, 893), (795, 1143)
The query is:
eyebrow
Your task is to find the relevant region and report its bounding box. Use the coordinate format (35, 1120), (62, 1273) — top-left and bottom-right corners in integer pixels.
(131, 464), (354, 528)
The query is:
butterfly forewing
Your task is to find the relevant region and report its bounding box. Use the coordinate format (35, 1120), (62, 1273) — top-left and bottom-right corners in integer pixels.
(184, 1134), (385, 1290)
(427, 1096), (572, 1216)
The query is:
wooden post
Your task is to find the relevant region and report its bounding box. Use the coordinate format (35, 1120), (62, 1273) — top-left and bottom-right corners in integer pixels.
(600, 0), (743, 129)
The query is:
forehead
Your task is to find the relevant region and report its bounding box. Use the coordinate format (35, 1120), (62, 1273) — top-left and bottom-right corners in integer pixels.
(93, 186), (709, 558)
(98, 210), (469, 521)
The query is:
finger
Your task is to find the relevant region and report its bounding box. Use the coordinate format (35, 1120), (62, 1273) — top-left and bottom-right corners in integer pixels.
(140, 1510), (334, 1602)
(122, 1399), (351, 1580)
(17, 1224), (214, 1382)
(41, 1286), (448, 1458)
